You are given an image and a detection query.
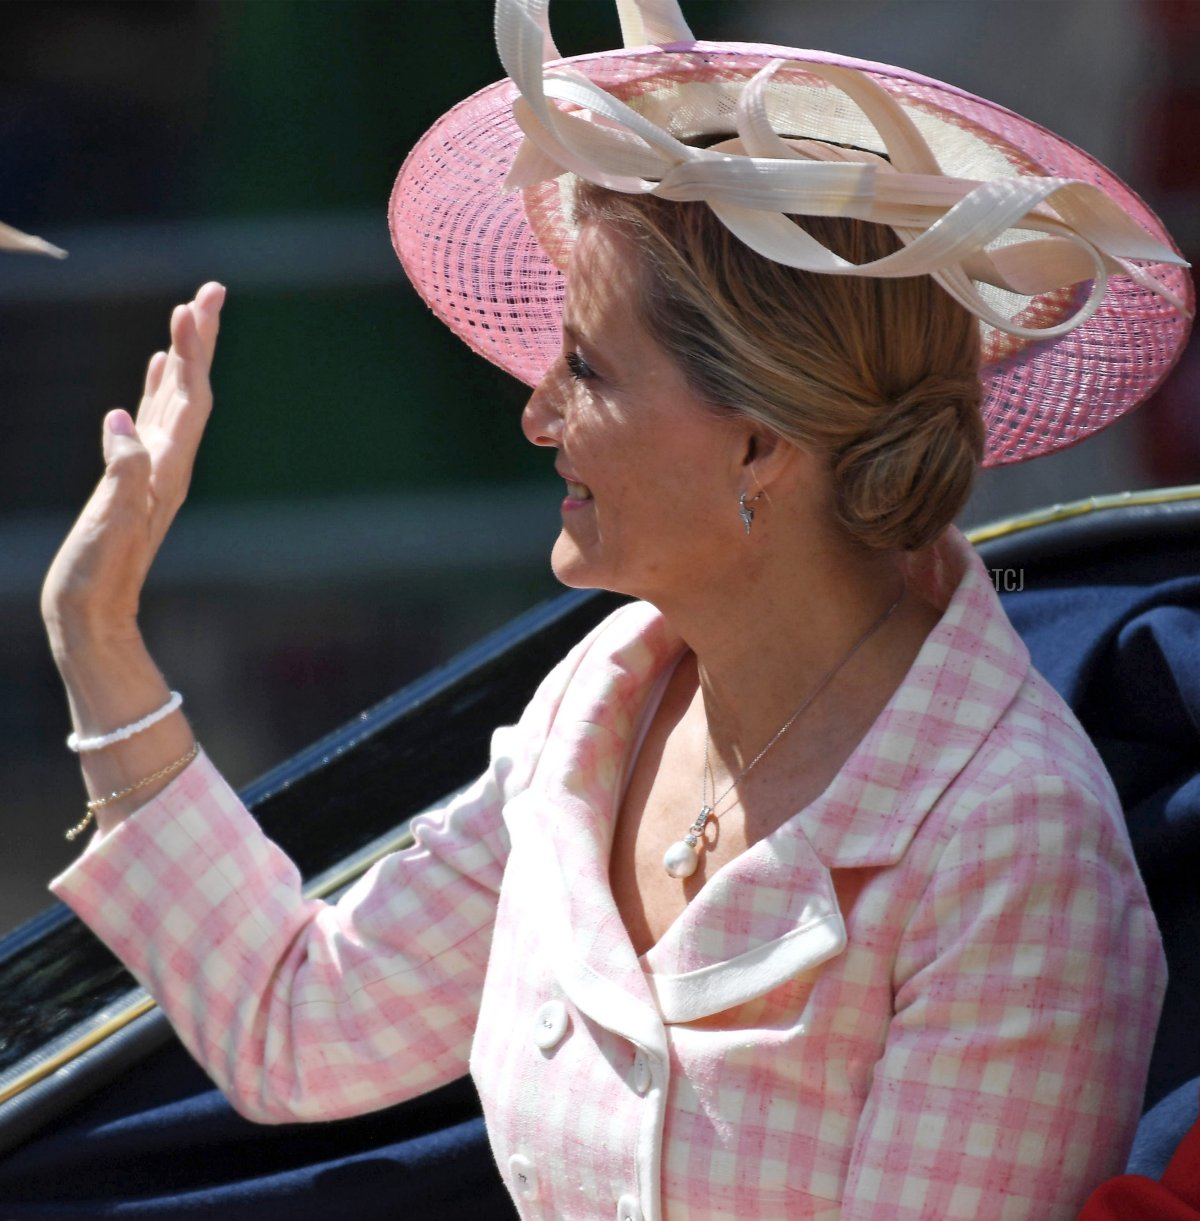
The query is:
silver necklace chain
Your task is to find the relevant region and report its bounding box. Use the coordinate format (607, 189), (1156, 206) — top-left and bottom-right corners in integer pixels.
(702, 587), (905, 818)
(663, 586), (905, 879)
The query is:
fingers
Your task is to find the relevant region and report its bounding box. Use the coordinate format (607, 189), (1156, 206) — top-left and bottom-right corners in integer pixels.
(137, 283), (225, 427)
(142, 351), (168, 401)
(191, 281), (225, 365)
(171, 283), (224, 374)
(136, 312), (185, 431)
(170, 304), (215, 428)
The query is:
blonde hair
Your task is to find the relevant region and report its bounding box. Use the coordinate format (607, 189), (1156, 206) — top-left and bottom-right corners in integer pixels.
(572, 184), (984, 551)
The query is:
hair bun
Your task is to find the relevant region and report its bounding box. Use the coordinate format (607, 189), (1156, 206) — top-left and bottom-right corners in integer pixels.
(832, 374), (985, 552)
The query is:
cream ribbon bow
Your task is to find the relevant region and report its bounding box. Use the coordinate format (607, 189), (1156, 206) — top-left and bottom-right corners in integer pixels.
(495, 0), (1187, 339)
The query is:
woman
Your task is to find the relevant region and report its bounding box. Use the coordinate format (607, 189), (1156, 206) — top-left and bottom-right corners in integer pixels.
(43, 0), (1190, 1217)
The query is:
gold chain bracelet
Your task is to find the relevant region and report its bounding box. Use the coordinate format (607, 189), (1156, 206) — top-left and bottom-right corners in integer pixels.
(66, 742), (200, 842)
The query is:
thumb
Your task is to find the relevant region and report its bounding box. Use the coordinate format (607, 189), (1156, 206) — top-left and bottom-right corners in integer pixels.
(102, 408), (141, 462)
(101, 408), (151, 490)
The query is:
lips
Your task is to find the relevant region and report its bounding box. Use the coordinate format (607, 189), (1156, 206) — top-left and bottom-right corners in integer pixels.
(556, 465), (593, 502)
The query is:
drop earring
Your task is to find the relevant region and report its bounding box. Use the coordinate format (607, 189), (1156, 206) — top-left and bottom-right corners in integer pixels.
(738, 491), (759, 535)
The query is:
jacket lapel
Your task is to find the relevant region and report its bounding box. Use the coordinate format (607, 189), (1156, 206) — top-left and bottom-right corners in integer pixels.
(640, 828), (847, 1024)
(515, 604), (681, 1042)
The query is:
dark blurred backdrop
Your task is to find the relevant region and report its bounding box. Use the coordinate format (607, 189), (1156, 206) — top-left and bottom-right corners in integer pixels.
(2, 0), (1197, 933)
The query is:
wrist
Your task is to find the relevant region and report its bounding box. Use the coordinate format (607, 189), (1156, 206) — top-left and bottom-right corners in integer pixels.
(49, 631), (173, 744)
(44, 608), (144, 667)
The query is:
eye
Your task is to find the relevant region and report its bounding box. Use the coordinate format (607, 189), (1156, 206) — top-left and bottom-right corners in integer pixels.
(565, 351), (596, 382)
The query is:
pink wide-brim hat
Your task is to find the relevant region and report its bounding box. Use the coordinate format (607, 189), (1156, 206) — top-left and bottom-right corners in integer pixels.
(390, 18), (1193, 467)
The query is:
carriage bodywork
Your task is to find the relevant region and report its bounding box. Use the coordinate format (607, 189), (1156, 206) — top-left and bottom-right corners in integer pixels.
(0, 487), (1197, 1217)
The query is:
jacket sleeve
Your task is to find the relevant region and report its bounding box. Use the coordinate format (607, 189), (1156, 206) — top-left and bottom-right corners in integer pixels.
(840, 773), (1167, 1220)
(50, 622), (610, 1124)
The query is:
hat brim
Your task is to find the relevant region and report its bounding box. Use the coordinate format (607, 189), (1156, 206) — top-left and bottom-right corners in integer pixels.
(390, 41), (1193, 467)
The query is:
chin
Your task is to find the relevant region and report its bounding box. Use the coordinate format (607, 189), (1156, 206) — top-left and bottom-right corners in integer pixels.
(549, 534), (615, 593)
(549, 544), (597, 590)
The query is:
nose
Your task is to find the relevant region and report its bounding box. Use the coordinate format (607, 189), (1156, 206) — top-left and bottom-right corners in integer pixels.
(521, 369), (564, 448)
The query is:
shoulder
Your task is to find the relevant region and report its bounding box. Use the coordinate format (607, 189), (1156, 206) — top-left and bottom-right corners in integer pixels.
(927, 673), (1137, 893)
(988, 658), (1115, 779)
(522, 599), (663, 713)
(919, 528), (1124, 834)
(494, 599), (668, 770)
(876, 531), (1145, 912)
(950, 659), (1125, 850)
(554, 597), (663, 674)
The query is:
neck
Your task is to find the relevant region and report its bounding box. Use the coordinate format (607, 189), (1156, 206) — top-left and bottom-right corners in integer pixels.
(652, 530), (928, 773)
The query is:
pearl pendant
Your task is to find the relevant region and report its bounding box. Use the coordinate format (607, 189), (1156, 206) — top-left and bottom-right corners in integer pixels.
(662, 838), (700, 879)
(664, 805), (713, 879)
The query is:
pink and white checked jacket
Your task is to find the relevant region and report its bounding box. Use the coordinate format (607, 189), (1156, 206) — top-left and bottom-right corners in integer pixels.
(53, 531), (1165, 1220)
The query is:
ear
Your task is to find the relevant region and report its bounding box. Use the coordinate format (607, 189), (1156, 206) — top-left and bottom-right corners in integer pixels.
(737, 425), (811, 496)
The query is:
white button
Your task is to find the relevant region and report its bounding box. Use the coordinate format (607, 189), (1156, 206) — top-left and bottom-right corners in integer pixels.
(617, 1194), (644, 1221)
(631, 1051), (652, 1095)
(508, 1153), (540, 1200)
(532, 998), (569, 1050)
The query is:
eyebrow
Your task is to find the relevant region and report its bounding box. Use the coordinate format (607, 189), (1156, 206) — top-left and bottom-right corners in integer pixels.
(561, 320), (593, 350)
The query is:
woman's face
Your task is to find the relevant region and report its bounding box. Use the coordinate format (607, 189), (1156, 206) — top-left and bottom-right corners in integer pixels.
(522, 221), (752, 603)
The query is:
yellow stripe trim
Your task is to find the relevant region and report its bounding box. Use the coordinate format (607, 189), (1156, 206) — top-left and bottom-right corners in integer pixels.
(965, 483), (1200, 546)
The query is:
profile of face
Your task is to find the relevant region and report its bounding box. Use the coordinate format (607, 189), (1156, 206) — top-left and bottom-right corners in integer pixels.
(521, 222), (765, 605)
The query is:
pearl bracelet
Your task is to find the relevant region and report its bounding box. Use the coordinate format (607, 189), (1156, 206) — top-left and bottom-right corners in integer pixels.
(65, 741), (200, 842)
(66, 692), (183, 753)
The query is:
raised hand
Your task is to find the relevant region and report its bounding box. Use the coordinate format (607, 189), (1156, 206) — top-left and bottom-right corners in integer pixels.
(42, 282), (225, 648)
(43, 283), (226, 832)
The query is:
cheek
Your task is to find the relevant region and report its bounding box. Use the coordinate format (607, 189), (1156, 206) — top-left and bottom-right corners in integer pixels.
(567, 416), (634, 496)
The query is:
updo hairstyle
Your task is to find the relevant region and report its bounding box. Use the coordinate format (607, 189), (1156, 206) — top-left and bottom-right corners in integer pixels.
(572, 181), (984, 552)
